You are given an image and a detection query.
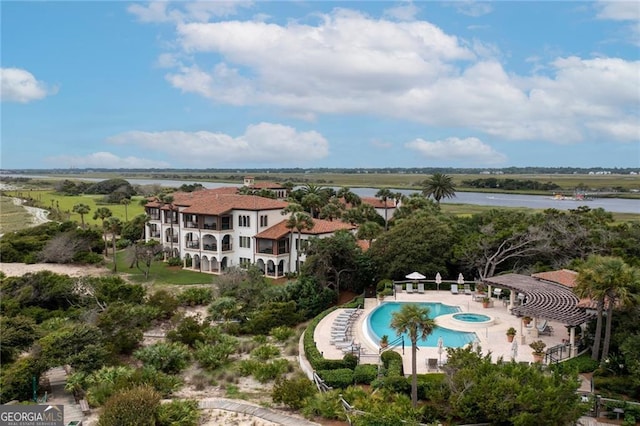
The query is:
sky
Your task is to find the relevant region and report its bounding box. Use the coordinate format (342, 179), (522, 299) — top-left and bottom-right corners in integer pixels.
(1, 1), (639, 170)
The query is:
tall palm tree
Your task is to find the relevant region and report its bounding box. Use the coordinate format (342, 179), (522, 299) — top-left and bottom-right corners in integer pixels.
(93, 207), (113, 256)
(72, 203), (91, 230)
(104, 217), (122, 272)
(337, 186), (361, 207)
(375, 188), (394, 231)
(574, 256), (607, 361)
(120, 198), (131, 222)
(422, 173), (456, 205)
(578, 256), (640, 360)
(390, 303), (436, 407)
(357, 221), (383, 246)
(286, 212), (314, 273)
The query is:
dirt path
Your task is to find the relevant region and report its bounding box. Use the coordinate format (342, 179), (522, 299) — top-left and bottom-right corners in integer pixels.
(0, 262), (109, 277)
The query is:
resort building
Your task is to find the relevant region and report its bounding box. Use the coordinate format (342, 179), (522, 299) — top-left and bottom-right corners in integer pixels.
(144, 185), (357, 278)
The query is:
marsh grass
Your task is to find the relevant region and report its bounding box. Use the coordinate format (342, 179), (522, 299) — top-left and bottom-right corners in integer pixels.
(0, 196), (33, 234)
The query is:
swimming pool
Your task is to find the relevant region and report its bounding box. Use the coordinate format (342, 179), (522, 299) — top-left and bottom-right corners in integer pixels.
(452, 313), (491, 323)
(367, 302), (477, 348)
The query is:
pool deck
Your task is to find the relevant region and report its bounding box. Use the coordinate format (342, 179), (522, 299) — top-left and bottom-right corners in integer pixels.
(314, 290), (569, 375)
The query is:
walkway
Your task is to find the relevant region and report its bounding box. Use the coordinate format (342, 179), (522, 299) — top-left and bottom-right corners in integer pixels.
(198, 399), (321, 425)
(38, 367), (85, 425)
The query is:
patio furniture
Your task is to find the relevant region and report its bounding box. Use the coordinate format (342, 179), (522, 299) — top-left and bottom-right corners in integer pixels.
(395, 284), (403, 295)
(464, 284), (472, 295)
(417, 283), (425, 293)
(450, 284), (459, 295)
(493, 288), (503, 299)
(406, 283), (415, 293)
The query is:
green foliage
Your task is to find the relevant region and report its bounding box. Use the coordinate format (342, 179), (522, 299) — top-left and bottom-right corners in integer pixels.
(177, 287), (213, 306)
(96, 302), (158, 355)
(353, 364), (379, 384)
(134, 342), (191, 374)
(349, 388), (422, 426)
(317, 368), (354, 389)
(238, 359), (291, 383)
(270, 325), (295, 342)
(0, 315), (38, 363)
(0, 355), (45, 403)
(277, 277), (337, 320)
(193, 336), (238, 371)
(301, 388), (345, 420)
(343, 353), (359, 370)
(166, 256), (182, 267)
(381, 350), (404, 374)
(92, 276), (146, 305)
(1, 271), (77, 315)
(97, 385), (160, 426)
(167, 315), (208, 347)
(552, 354), (599, 374)
(156, 399), (200, 426)
(146, 290), (180, 320)
(250, 344), (281, 361)
(272, 374), (317, 410)
(38, 322), (110, 372)
(243, 301), (303, 335)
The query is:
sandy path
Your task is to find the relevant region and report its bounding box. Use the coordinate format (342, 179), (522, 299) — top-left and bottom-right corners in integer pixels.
(11, 197), (51, 226)
(0, 262), (109, 277)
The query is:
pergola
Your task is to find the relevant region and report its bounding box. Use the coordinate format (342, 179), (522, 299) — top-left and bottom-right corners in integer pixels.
(483, 273), (594, 357)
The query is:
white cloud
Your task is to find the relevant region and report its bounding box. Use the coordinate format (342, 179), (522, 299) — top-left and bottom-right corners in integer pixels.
(405, 137), (507, 165)
(384, 2), (420, 21)
(1, 67), (55, 103)
(141, 7), (638, 146)
(595, 1), (640, 21)
(106, 122), (329, 167)
(453, 1), (493, 17)
(45, 152), (171, 169)
(128, 1), (253, 23)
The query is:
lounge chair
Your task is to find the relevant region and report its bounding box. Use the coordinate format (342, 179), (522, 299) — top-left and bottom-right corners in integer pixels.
(450, 284), (459, 295)
(464, 284), (472, 295)
(406, 283), (414, 293)
(395, 284), (403, 295)
(417, 283), (425, 294)
(426, 358), (439, 372)
(493, 288), (503, 299)
(537, 320), (553, 335)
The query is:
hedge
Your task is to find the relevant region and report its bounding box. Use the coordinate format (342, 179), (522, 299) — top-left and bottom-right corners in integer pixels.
(353, 364), (379, 384)
(317, 368), (354, 389)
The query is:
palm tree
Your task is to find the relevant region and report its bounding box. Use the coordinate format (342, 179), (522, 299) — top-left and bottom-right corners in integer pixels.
(286, 212), (314, 273)
(337, 186), (361, 207)
(120, 198), (131, 222)
(357, 221), (383, 246)
(319, 200), (343, 221)
(375, 188), (394, 231)
(577, 256), (640, 360)
(302, 193), (323, 218)
(72, 203), (91, 230)
(390, 303), (436, 407)
(104, 217), (122, 272)
(93, 207), (113, 256)
(422, 173), (456, 205)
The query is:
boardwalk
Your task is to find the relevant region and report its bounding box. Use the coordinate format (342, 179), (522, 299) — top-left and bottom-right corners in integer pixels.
(198, 399), (321, 426)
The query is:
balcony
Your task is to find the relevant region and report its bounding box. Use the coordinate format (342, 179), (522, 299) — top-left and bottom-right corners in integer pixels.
(184, 221), (198, 229)
(149, 231), (160, 238)
(221, 244), (232, 252)
(185, 241), (200, 249)
(203, 223), (217, 230)
(148, 214), (161, 221)
(203, 244), (217, 251)
(166, 237), (179, 243)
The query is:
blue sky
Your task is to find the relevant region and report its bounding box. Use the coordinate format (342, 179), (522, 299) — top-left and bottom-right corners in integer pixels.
(1, 1), (639, 169)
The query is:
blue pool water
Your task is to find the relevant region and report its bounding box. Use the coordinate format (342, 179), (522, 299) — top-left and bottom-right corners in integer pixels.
(368, 302), (477, 347)
(452, 313), (491, 323)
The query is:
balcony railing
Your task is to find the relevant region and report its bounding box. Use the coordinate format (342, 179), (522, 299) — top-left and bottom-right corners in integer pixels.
(185, 241), (200, 249)
(148, 214), (161, 220)
(222, 244), (232, 251)
(166, 237), (179, 243)
(203, 244), (217, 251)
(149, 231), (160, 238)
(203, 223), (217, 230)
(184, 222), (198, 229)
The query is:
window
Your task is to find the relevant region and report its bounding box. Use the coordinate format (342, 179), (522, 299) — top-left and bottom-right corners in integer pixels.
(295, 239), (309, 251)
(239, 257), (251, 268)
(260, 215), (268, 227)
(239, 215), (250, 227)
(239, 236), (251, 248)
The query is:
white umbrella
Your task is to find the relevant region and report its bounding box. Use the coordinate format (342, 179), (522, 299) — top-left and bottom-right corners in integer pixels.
(435, 272), (442, 291)
(437, 336), (444, 365)
(406, 271), (426, 280)
(457, 273), (465, 285)
(510, 339), (518, 361)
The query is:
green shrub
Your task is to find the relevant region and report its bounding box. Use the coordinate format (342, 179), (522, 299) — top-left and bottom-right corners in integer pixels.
(376, 375), (411, 394)
(98, 385), (160, 426)
(318, 368), (354, 389)
(156, 399), (200, 426)
(381, 351), (404, 376)
(166, 257), (182, 267)
(353, 364), (378, 384)
(177, 287), (213, 306)
(270, 326), (295, 342)
(272, 375), (317, 410)
(555, 354), (599, 373)
(417, 373), (446, 400)
(301, 389), (345, 420)
(251, 344), (281, 361)
(134, 342), (191, 374)
(146, 290), (180, 320)
(167, 316), (207, 347)
(0, 356), (45, 403)
(343, 353), (358, 370)
(194, 337), (238, 371)
(239, 359), (291, 383)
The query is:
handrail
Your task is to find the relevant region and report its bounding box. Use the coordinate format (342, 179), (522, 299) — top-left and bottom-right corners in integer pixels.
(379, 336), (404, 354)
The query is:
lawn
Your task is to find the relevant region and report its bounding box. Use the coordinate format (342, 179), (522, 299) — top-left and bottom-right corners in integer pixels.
(2, 190), (146, 226)
(110, 251), (214, 285)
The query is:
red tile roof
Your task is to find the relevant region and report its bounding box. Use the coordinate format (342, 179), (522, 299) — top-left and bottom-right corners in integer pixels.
(361, 196), (395, 209)
(531, 269), (578, 288)
(181, 194), (289, 215)
(255, 218), (356, 240)
(250, 182), (285, 190)
(357, 240), (370, 251)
